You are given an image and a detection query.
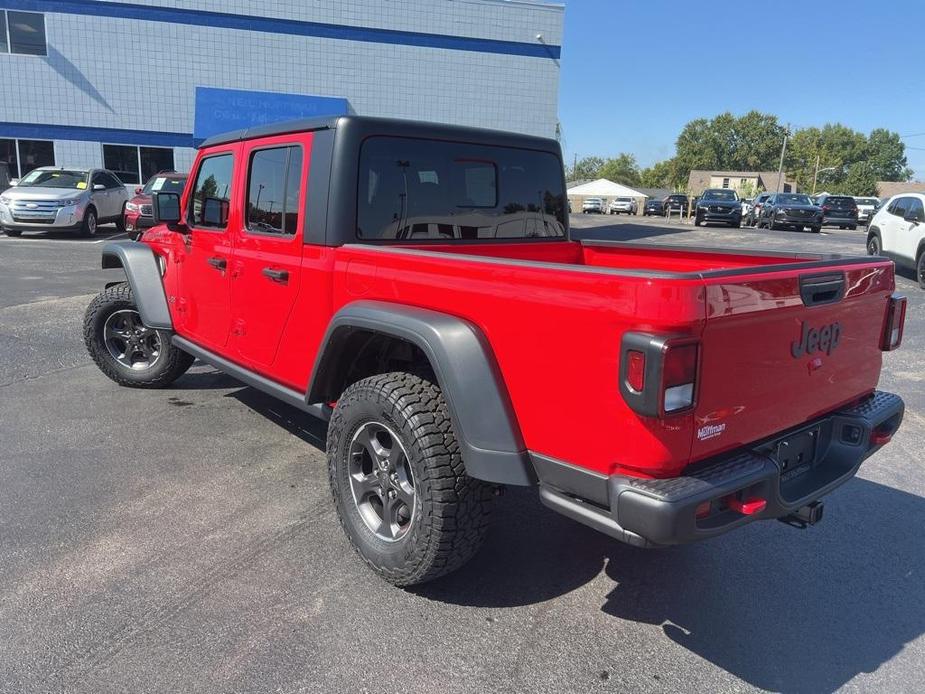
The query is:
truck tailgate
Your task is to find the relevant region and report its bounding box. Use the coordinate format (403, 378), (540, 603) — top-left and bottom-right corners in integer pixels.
(692, 259), (894, 461)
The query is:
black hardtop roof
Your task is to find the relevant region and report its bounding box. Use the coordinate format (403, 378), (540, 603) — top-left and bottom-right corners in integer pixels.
(197, 115), (561, 152)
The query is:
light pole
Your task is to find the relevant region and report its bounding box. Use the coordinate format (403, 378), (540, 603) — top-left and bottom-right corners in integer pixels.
(812, 157), (838, 195)
(776, 126), (791, 193)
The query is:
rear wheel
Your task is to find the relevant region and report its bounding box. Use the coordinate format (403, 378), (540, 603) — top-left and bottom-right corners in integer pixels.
(83, 283), (194, 388)
(327, 372), (494, 586)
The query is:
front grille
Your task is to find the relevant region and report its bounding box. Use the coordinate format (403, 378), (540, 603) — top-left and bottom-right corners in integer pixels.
(786, 208), (813, 218)
(709, 205), (732, 213)
(10, 199), (60, 223)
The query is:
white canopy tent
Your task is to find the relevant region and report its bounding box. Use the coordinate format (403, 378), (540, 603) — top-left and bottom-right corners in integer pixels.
(567, 178), (648, 215)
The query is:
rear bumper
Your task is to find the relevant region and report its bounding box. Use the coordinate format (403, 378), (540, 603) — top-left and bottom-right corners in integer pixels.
(534, 391), (904, 547)
(822, 215), (858, 226)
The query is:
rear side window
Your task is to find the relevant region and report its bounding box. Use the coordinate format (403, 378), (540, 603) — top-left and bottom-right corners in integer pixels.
(246, 145), (303, 235)
(889, 197), (911, 217)
(189, 153), (233, 229)
(357, 136), (566, 240)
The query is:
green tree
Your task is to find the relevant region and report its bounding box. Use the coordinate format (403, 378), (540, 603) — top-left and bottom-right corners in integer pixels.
(598, 153), (641, 186)
(640, 159), (678, 188)
(866, 128), (913, 182)
(567, 156), (605, 181)
(834, 162), (878, 196)
(673, 111), (787, 179)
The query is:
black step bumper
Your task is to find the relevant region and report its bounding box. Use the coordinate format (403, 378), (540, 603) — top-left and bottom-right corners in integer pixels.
(535, 391), (904, 547)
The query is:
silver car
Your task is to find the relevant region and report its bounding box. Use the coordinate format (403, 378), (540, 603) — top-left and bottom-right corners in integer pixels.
(0, 167), (129, 237)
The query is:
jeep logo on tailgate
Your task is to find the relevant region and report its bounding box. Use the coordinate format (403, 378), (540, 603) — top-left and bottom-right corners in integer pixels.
(791, 321), (841, 358)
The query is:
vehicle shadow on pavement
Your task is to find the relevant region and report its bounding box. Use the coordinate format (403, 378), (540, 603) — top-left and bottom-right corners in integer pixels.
(598, 478), (925, 693)
(4, 225), (125, 242)
(418, 480), (924, 693)
(226, 386), (328, 450)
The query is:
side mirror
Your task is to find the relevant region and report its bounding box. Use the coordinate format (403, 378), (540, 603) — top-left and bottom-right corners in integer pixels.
(93, 183), (106, 191)
(135, 187), (143, 195)
(153, 191), (185, 230)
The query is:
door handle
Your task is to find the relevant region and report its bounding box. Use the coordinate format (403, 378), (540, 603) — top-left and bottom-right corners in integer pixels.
(262, 267), (289, 283)
(207, 256), (227, 271)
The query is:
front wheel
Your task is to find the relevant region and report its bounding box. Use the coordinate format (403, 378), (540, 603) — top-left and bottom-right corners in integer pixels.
(327, 372), (495, 586)
(848, 225), (857, 231)
(115, 208), (126, 234)
(810, 226), (821, 234)
(83, 283), (194, 387)
(867, 235), (881, 255)
(917, 252), (925, 289)
(79, 207), (98, 237)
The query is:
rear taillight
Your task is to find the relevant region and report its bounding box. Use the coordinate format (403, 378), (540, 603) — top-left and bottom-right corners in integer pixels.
(620, 334), (700, 417)
(662, 343), (698, 413)
(627, 350), (646, 392)
(881, 294), (907, 351)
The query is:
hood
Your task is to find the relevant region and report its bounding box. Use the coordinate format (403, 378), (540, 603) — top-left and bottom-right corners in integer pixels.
(3, 186), (87, 201)
(130, 193), (152, 205)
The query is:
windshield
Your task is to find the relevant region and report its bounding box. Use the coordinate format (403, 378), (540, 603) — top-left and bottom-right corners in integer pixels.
(778, 194), (813, 205)
(143, 175), (187, 195)
(616, 197), (632, 202)
(855, 197), (879, 206)
(17, 169), (89, 189)
(702, 190), (738, 201)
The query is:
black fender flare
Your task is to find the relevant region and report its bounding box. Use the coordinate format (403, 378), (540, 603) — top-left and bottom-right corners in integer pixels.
(100, 240), (172, 330)
(308, 300), (536, 486)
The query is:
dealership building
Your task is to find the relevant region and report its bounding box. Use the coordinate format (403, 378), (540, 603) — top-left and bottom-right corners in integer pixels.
(0, 0), (563, 185)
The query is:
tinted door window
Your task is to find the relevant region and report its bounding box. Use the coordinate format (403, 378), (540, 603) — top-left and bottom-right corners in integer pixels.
(246, 145), (302, 235)
(0, 11), (8, 53)
(189, 154), (233, 229)
(7, 11), (46, 56)
(904, 198), (923, 222)
(891, 197), (911, 218)
(357, 137), (565, 240)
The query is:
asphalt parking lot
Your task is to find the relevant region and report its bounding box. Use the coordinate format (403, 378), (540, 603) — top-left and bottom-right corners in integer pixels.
(1, 219), (923, 693)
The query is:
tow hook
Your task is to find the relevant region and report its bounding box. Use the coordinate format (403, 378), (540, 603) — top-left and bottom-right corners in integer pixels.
(778, 501), (825, 529)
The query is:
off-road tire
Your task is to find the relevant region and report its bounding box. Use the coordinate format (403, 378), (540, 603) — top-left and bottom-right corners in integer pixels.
(83, 282), (194, 387)
(327, 372), (495, 586)
(79, 207), (98, 237)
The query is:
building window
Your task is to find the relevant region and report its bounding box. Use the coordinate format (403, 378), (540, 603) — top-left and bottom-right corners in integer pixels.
(3, 11), (47, 56)
(10, 139), (55, 177)
(246, 145), (303, 235)
(741, 178), (748, 186)
(102, 144), (175, 185)
(722, 177), (730, 188)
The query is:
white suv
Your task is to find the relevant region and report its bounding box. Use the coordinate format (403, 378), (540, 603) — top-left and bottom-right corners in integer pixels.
(867, 194), (925, 288)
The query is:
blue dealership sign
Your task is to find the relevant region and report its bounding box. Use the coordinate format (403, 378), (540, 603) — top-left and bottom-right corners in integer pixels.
(193, 87), (350, 143)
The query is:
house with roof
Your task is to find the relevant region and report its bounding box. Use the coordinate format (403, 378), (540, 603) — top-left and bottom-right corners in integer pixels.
(687, 170), (798, 197)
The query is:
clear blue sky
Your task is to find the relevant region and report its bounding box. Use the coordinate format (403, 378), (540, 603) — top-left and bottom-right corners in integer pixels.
(557, 0), (925, 178)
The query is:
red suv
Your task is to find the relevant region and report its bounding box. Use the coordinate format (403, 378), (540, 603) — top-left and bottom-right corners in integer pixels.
(83, 116), (905, 586)
(123, 171), (187, 240)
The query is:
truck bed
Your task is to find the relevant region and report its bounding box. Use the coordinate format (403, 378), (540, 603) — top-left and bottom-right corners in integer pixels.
(287, 239), (896, 479)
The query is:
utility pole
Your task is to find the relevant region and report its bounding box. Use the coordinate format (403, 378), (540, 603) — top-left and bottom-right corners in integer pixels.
(812, 154), (820, 195)
(776, 126), (790, 193)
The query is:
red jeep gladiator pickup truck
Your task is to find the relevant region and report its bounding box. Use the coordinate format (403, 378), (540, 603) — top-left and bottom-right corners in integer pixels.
(84, 116), (906, 586)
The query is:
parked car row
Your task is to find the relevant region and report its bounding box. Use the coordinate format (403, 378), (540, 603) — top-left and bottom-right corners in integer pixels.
(1, 168), (188, 239)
